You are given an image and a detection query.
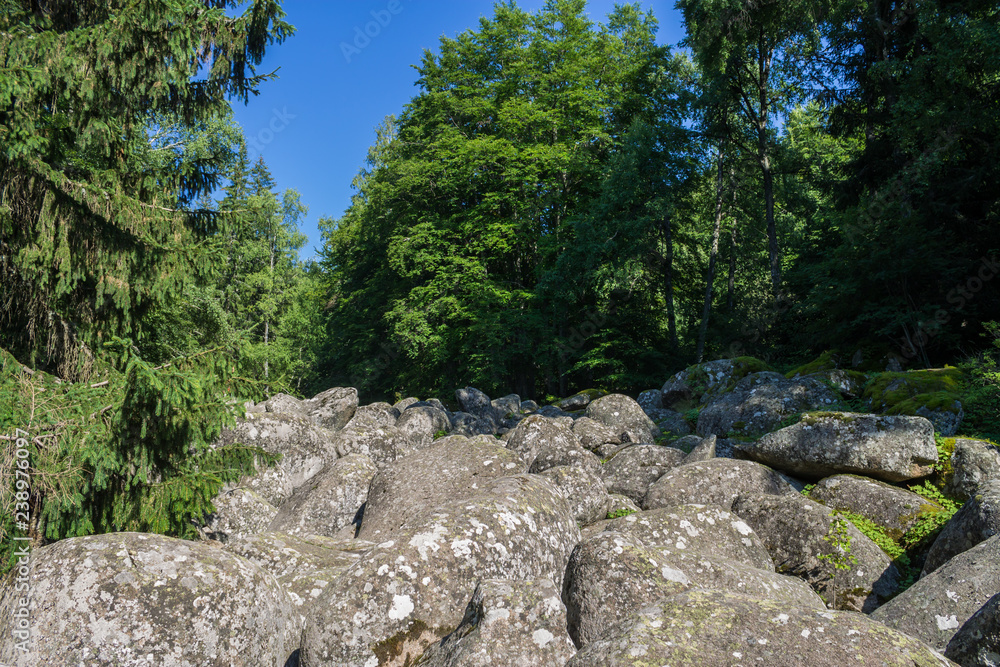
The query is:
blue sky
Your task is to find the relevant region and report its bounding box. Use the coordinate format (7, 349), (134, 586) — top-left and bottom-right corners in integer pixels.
(230, 1), (687, 259)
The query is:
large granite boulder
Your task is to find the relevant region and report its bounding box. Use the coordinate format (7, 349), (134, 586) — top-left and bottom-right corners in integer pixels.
(872, 534), (1000, 651)
(418, 579), (576, 667)
(571, 417), (622, 454)
(0, 533), (300, 666)
(808, 474), (944, 538)
(504, 415), (589, 472)
(562, 532), (824, 648)
(565, 589), (955, 667)
(697, 372), (839, 437)
(732, 493), (900, 612)
(600, 444), (685, 505)
(301, 475), (581, 667)
(603, 504), (774, 571)
(643, 458), (795, 511)
(922, 478), (1000, 575)
(540, 465), (611, 525)
(394, 405), (452, 451)
(455, 386), (500, 426)
(946, 438), (1000, 501)
(358, 434), (525, 540)
(945, 591), (1000, 667)
(739, 412), (938, 482)
(202, 487), (278, 543)
(268, 452), (378, 539)
(214, 412), (336, 505)
(585, 393), (660, 444)
(305, 387), (359, 430)
(660, 359), (737, 409)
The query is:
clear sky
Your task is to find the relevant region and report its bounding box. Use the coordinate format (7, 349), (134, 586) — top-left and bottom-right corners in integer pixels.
(230, 1), (687, 259)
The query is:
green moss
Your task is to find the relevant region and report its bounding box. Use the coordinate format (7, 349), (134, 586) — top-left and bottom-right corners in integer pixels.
(607, 507), (637, 520)
(887, 391), (963, 418)
(373, 619), (437, 667)
(800, 411), (860, 427)
(863, 367), (965, 413)
(785, 350), (838, 378)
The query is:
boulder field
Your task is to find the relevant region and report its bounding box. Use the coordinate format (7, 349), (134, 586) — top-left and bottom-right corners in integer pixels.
(2, 363), (997, 666)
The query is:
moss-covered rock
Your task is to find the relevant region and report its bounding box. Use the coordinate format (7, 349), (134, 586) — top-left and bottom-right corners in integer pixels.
(786, 350), (839, 378)
(864, 369), (966, 434)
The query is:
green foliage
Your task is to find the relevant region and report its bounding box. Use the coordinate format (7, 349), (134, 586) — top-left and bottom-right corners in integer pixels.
(786, 351), (838, 378)
(818, 510), (858, 608)
(960, 344), (1000, 442)
(0, 343), (276, 575)
(606, 507), (637, 520)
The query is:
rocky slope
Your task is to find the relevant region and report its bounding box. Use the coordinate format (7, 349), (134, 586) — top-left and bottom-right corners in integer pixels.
(3, 362), (998, 666)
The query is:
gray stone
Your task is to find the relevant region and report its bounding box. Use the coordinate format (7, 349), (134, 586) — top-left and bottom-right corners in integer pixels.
(565, 589), (954, 667)
(558, 392), (593, 411)
(872, 534), (1000, 651)
(350, 402), (400, 429)
(505, 414), (587, 471)
(393, 397), (419, 412)
(585, 393), (660, 444)
(540, 465), (611, 525)
(264, 392), (307, 416)
(491, 394), (521, 419)
(603, 504), (774, 571)
(600, 444), (685, 505)
(682, 434), (717, 464)
(660, 359), (736, 409)
(0, 533), (300, 667)
(732, 492), (900, 612)
(563, 532), (824, 647)
(395, 405), (452, 451)
(202, 487), (278, 543)
(650, 408), (692, 436)
(300, 475), (581, 667)
(519, 399), (540, 413)
(923, 479), (1000, 575)
(214, 412), (336, 505)
(306, 387), (359, 431)
(809, 474), (944, 538)
(418, 579), (576, 667)
(947, 438), (1000, 501)
(945, 591), (1000, 667)
(917, 400), (965, 437)
(449, 411), (497, 437)
(358, 434), (525, 541)
(268, 453), (377, 539)
(332, 420), (405, 466)
(637, 389), (663, 412)
(528, 440), (601, 474)
(456, 386), (499, 423)
(571, 416), (622, 452)
(697, 372), (839, 437)
(740, 412), (938, 482)
(643, 458), (795, 511)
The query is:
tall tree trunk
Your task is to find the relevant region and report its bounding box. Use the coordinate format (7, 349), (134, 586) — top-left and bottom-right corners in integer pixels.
(762, 149), (780, 295)
(697, 143), (727, 362)
(661, 217), (678, 348)
(756, 32), (780, 297)
(727, 226), (737, 312)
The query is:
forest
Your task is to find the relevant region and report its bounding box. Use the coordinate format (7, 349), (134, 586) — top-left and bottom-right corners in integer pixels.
(1, 0), (999, 565)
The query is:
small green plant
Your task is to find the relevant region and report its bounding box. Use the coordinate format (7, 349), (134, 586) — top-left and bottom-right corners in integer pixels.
(606, 507), (637, 520)
(818, 510), (858, 609)
(432, 429), (449, 440)
(800, 483), (816, 497)
(682, 408), (700, 426)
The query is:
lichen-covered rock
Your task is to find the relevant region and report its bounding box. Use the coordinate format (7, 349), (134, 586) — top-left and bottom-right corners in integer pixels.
(660, 359), (737, 409)
(923, 479), (1000, 576)
(332, 420), (404, 465)
(418, 578), (576, 667)
(562, 532), (824, 647)
(264, 392), (307, 416)
(600, 444), (685, 505)
(945, 591), (1000, 667)
(681, 433), (716, 464)
(649, 408), (692, 437)
(947, 438), (1000, 501)
(215, 412), (336, 505)
(505, 414), (587, 471)
(540, 465), (611, 525)
(0, 533), (300, 667)
(456, 386), (500, 425)
(395, 405), (452, 451)
(351, 402), (400, 429)
(603, 504), (774, 571)
(393, 397), (419, 412)
(306, 386), (359, 431)
(528, 439), (601, 474)
(565, 589), (955, 667)
(202, 487), (278, 543)
(571, 416), (622, 452)
(269, 453), (377, 539)
(358, 435), (525, 540)
(697, 372), (839, 437)
(732, 493), (900, 612)
(637, 389), (663, 412)
(808, 474), (943, 539)
(740, 412), (938, 482)
(643, 458), (795, 511)
(584, 394), (660, 444)
(301, 475), (581, 667)
(226, 532), (374, 613)
(449, 412), (497, 437)
(872, 534), (1000, 651)
(491, 394), (521, 418)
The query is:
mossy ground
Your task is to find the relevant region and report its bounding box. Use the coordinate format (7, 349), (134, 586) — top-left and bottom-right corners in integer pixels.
(785, 351), (838, 378)
(863, 367), (964, 414)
